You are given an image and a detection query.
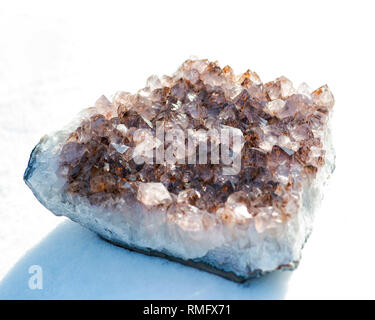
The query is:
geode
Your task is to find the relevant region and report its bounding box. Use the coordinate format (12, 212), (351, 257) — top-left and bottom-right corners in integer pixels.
(24, 59), (335, 282)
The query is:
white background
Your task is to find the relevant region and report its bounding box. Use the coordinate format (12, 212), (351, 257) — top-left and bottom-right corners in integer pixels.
(0, 0), (374, 299)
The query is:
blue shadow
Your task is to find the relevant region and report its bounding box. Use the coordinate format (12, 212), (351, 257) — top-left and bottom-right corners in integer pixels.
(0, 221), (291, 299)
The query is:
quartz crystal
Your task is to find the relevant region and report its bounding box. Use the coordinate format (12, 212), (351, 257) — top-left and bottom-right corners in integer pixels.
(24, 59), (335, 282)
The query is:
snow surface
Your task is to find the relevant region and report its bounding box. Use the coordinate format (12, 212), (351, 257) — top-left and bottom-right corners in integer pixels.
(1, 1), (375, 299)
(0, 221), (291, 299)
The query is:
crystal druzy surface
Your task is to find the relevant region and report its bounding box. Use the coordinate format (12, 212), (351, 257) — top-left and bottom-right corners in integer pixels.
(24, 59), (335, 281)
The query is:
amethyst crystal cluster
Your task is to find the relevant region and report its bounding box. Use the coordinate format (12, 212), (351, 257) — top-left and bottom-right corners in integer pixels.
(24, 59), (334, 281)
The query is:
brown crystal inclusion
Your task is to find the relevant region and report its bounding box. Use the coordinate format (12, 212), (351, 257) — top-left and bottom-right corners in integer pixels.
(58, 59), (334, 228)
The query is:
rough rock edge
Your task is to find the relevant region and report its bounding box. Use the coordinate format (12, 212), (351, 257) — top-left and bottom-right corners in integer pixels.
(98, 235), (299, 283)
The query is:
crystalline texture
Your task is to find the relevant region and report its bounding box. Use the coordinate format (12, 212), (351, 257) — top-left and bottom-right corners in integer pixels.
(24, 59), (335, 282)
(137, 183), (172, 206)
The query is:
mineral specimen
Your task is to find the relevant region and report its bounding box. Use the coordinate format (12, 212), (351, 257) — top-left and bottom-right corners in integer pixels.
(24, 59), (335, 282)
